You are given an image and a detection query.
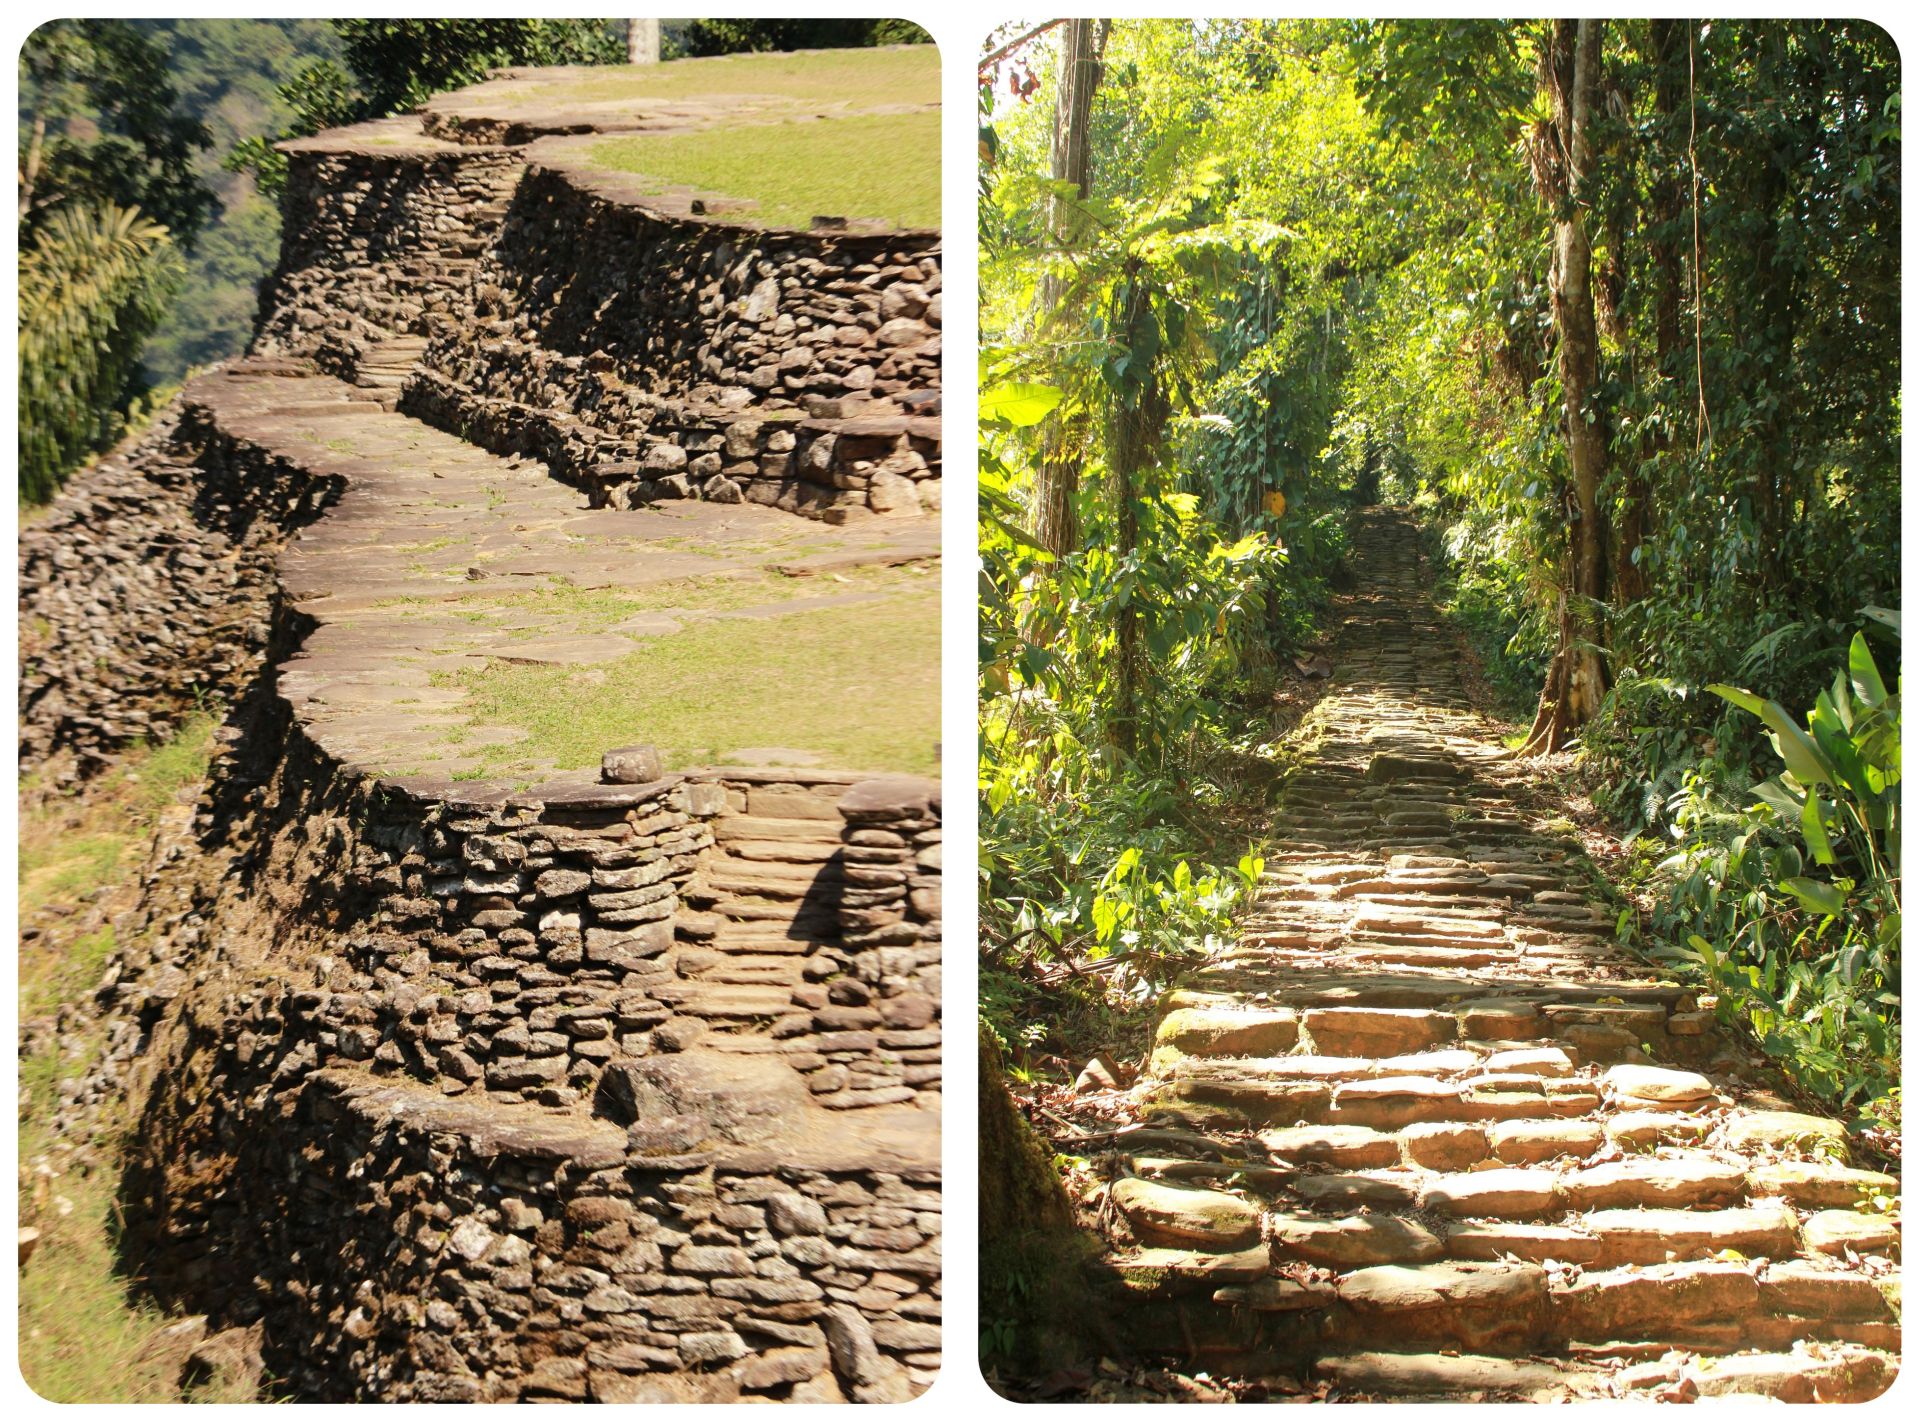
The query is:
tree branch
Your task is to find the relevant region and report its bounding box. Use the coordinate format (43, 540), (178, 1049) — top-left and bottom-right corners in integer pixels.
(979, 18), (1066, 73)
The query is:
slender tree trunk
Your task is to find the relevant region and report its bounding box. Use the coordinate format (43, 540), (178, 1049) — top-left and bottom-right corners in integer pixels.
(1033, 19), (1107, 558)
(1107, 276), (1163, 760)
(626, 20), (660, 65)
(1615, 17), (1685, 608)
(1747, 149), (1800, 593)
(1522, 18), (1611, 755)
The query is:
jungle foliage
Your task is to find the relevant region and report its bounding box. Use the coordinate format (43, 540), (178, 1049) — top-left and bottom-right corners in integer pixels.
(978, 19), (1899, 1121)
(669, 18), (934, 58)
(1653, 626), (1901, 1115)
(134, 19), (344, 384)
(18, 203), (183, 504)
(18, 20), (211, 501)
(979, 20), (1377, 1048)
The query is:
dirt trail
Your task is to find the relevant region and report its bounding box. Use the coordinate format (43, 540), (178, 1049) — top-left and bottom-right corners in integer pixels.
(1094, 509), (1900, 1402)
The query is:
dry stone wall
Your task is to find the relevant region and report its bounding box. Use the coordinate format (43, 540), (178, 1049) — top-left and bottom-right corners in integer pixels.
(17, 383), (340, 775)
(251, 112), (942, 525)
(25, 60), (941, 1403)
(119, 699), (940, 1401)
(251, 125), (524, 384)
(131, 1055), (937, 1403)
(401, 156), (943, 523)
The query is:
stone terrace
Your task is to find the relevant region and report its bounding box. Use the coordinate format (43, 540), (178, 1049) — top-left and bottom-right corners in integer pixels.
(23, 52), (943, 1404)
(1086, 512), (1899, 1403)
(191, 362), (934, 788)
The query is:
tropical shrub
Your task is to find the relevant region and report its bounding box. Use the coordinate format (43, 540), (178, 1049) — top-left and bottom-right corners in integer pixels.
(980, 409), (1277, 1012)
(1652, 622), (1900, 1117)
(19, 202), (183, 503)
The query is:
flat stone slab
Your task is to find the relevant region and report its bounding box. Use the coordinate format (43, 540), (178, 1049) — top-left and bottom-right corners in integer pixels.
(1601, 1063), (1718, 1107)
(1317, 1351), (1599, 1400)
(1720, 1109), (1852, 1158)
(1271, 1212), (1444, 1267)
(189, 365), (935, 787)
(1111, 1178), (1260, 1249)
(1157, 1005), (1300, 1058)
(1802, 1209), (1900, 1256)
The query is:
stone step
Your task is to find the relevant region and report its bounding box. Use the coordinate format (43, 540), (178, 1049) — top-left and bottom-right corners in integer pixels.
(719, 838), (843, 865)
(1312, 1351), (1605, 1401)
(1081, 511), (1899, 1401)
(703, 863), (847, 896)
(713, 815), (847, 843)
(1551, 1259), (1901, 1352)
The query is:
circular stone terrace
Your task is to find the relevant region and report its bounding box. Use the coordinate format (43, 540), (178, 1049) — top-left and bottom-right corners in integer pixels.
(247, 48), (943, 797)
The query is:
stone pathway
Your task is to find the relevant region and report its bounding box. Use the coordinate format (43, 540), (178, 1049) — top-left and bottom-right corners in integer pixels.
(191, 361), (936, 790)
(1097, 511), (1900, 1402)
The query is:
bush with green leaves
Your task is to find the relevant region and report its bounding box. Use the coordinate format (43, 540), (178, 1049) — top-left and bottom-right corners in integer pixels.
(1652, 619), (1900, 1117)
(980, 403), (1279, 1014)
(19, 203), (184, 504)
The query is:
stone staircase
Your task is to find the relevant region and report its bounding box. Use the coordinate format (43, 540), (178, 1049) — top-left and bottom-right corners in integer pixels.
(1095, 511), (1900, 1403)
(694, 814), (844, 966)
(348, 332), (431, 407)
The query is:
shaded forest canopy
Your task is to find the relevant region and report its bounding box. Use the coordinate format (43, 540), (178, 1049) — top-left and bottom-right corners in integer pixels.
(977, 17), (1897, 1161)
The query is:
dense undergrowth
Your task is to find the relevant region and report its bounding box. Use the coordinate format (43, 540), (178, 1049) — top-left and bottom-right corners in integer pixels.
(978, 406), (1354, 1069)
(1421, 507), (1902, 1130)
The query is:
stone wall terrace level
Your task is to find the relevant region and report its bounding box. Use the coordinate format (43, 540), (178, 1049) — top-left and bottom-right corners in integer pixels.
(401, 157), (941, 523)
(252, 136), (525, 382)
(16, 389), (342, 773)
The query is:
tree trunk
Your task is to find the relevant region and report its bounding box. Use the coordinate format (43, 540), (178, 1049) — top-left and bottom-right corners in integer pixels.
(626, 19), (660, 65)
(1522, 18), (1612, 756)
(1033, 20), (1107, 558)
(977, 1030), (1103, 1379)
(20, 112), (46, 220)
(1106, 275), (1160, 760)
(1615, 17), (1686, 608)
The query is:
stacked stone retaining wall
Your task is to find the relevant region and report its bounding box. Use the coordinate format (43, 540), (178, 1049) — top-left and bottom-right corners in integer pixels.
(24, 61), (942, 1402)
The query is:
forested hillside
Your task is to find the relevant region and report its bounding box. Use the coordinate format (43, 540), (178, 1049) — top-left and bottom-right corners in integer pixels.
(132, 20), (342, 383)
(978, 16), (1898, 1302)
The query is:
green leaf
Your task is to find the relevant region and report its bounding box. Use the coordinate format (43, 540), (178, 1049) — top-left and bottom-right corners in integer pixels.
(1799, 793), (1835, 866)
(982, 511), (1057, 560)
(1780, 877), (1847, 917)
(1708, 684), (1835, 786)
(979, 381), (1064, 427)
(1750, 776), (1806, 821)
(1849, 632), (1889, 707)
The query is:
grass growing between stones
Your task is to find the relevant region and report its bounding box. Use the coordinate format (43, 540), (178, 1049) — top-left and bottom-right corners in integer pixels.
(590, 108), (939, 230)
(18, 715), (214, 929)
(433, 576), (938, 777)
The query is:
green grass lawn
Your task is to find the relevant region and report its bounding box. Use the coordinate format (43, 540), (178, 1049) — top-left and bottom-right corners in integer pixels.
(435, 577), (938, 778)
(490, 44), (937, 111)
(589, 107), (939, 230)
(379, 562), (910, 631)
